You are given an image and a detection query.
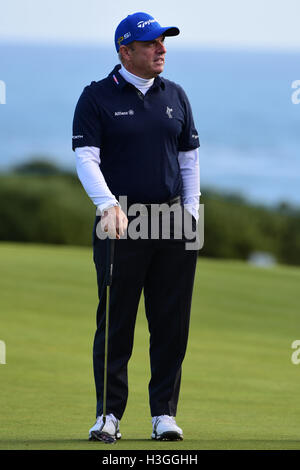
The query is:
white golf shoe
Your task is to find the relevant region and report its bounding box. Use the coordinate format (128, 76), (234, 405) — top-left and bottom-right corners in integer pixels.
(89, 413), (121, 441)
(151, 415), (183, 441)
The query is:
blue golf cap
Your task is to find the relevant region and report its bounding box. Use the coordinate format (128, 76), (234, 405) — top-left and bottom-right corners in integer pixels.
(115, 12), (179, 52)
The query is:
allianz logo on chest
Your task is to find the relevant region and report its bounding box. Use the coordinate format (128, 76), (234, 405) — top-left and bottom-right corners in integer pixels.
(114, 109), (135, 116)
(113, 106), (174, 118)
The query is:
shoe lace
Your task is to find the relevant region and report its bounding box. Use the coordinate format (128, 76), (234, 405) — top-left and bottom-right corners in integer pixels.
(153, 415), (176, 426)
(98, 413), (118, 429)
(107, 413), (118, 426)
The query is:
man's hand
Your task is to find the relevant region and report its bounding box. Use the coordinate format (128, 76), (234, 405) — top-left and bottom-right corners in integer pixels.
(100, 206), (128, 239)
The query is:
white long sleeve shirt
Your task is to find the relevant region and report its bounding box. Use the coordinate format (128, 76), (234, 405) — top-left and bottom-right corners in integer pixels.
(75, 65), (200, 221)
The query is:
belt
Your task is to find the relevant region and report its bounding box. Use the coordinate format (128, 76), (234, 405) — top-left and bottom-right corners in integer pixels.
(142, 196), (181, 208)
(128, 196), (181, 217)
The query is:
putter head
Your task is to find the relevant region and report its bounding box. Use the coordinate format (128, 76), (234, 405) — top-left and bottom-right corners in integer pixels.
(90, 430), (117, 444)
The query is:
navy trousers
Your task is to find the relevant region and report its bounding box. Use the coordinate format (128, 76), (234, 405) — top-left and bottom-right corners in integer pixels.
(92, 212), (198, 420)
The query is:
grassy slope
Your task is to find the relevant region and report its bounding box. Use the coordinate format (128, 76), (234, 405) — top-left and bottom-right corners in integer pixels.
(0, 242), (299, 450)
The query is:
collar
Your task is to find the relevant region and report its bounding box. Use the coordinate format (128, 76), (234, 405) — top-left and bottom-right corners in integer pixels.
(109, 64), (165, 91)
(119, 64), (154, 89)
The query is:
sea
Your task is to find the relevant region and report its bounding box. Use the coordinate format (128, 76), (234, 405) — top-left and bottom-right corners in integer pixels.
(0, 42), (299, 207)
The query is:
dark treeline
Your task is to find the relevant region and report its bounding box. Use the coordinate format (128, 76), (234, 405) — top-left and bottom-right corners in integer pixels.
(0, 160), (299, 265)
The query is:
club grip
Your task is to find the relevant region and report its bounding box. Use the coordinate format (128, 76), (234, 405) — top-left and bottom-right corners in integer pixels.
(107, 238), (115, 286)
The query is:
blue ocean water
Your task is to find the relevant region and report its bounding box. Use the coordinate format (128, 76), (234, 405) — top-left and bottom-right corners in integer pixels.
(0, 42), (299, 206)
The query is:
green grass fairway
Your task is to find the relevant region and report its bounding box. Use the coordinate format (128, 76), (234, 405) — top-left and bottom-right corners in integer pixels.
(0, 242), (299, 450)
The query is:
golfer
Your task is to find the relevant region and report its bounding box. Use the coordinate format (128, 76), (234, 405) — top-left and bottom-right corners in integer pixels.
(72, 11), (200, 441)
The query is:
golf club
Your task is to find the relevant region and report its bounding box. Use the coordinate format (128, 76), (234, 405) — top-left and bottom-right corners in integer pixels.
(91, 236), (116, 444)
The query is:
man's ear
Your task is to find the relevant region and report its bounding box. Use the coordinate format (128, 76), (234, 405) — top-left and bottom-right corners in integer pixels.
(119, 45), (131, 63)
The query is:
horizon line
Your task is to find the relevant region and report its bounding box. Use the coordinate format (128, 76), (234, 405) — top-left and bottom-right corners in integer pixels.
(1, 37), (300, 55)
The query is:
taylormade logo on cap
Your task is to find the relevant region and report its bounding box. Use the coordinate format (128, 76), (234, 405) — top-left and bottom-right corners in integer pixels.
(137, 19), (158, 28)
(114, 12), (180, 52)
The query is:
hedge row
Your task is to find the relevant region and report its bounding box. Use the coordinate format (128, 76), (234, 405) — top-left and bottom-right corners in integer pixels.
(0, 172), (299, 265)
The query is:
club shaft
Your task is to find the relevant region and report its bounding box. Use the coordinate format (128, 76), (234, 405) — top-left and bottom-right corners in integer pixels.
(103, 284), (110, 420)
(103, 238), (115, 422)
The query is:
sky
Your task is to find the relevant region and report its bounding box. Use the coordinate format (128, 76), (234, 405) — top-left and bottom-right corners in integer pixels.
(0, 0), (300, 50)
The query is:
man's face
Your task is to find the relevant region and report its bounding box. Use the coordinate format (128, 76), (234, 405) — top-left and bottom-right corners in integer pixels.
(121, 35), (167, 79)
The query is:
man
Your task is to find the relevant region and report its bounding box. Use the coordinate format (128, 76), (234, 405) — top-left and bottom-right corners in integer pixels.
(72, 12), (200, 441)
